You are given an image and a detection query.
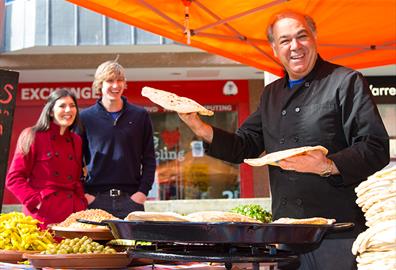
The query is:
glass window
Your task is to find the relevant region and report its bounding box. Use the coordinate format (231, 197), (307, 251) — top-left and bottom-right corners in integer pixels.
(135, 28), (161, 44)
(149, 110), (240, 200)
(35, 0), (48, 46)
(78, 7), (103, 45)
(107, 18), (131, 45)
(50, 0), (75, 45)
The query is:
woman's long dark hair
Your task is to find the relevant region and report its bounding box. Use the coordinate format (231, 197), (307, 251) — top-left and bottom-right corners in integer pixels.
(17, 89), (81, 155)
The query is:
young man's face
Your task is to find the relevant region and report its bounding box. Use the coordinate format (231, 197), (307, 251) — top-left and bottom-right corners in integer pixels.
(101, 76), (126, 102)
(271, 16), (318, 80)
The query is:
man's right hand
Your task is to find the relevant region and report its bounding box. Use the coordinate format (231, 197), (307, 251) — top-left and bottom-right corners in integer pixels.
(85, 193), (96, 205)
(177, 112), (214, 143)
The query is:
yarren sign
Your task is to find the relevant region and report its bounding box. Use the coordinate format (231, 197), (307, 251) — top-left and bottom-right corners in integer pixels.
(366, 76), (396, 104)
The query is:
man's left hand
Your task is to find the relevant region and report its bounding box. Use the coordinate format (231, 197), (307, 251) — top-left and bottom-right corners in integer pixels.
(278, 150), (335, 175)
(130, 191), (147, 204)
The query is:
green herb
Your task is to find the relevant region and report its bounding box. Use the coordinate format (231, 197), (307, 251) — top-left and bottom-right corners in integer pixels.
(231, 204), (272, 223)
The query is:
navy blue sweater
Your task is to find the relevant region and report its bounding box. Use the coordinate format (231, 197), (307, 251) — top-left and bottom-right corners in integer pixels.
(78, 97), (156, 195)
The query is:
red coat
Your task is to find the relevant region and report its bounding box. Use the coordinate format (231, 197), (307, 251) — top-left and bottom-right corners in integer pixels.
(6, 123), (88, 227)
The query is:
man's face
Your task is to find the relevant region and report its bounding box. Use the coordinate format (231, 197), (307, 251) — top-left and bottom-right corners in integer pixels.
(271, 16), (317, 80)
(101, 76), (126, 102)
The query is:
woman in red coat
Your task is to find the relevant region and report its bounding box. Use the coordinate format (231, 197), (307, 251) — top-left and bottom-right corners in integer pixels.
(6, 89), (88, 228)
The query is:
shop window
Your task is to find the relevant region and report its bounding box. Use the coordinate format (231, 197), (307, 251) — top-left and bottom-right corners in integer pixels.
(107, 18), (132, 45)
(77, 7), (103, 45)
(148, 110), (240, 200)
(50, 1), (75, 45)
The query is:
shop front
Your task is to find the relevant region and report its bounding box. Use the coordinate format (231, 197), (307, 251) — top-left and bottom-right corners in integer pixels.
(2, 80), (253, 205)
(366, 76), (396, 163)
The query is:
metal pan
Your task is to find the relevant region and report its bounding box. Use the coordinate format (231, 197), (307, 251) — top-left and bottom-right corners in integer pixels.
(78, 219), (354, 245)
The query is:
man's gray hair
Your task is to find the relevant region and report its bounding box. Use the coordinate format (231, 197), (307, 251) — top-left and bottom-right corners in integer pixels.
(266, 11), (317, 44)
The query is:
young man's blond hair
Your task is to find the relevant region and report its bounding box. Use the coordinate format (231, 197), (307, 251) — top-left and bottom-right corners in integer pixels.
(92, 60), (126, 94)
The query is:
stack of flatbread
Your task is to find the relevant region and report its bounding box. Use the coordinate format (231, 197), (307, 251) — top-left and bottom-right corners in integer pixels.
(352, 166), (396, 270)
(141, 86), (214, 116)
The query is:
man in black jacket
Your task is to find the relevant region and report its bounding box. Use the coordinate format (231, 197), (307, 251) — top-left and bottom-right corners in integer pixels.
(178, 10), (389, 270)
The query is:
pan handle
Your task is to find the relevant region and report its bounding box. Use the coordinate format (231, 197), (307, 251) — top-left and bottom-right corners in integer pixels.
(328, 222), (355, 233)
(76, 218), (108, 227)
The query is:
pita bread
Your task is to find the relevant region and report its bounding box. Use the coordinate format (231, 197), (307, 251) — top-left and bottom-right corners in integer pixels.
(272, 217), (335, 225)
(124, 211), (190, 222)
(141, 86), (214, 116)
(186, 211), (261, 223)
(244, 145), (328, 167)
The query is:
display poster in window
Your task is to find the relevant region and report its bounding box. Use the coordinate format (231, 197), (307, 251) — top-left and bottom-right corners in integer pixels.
(150, 108), (240, 201)
(0, 69), (19, 211)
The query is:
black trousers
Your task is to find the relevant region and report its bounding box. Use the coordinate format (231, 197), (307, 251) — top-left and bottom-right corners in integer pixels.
(298, 238), (357, 270)
(88, 192), (144, 219)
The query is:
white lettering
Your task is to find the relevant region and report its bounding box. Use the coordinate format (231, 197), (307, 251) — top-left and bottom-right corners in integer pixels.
(20, 86), (99, 101)
(204, 105), (233, 112)
(155, 148), (185, 162)
(369, 84), (396, 96)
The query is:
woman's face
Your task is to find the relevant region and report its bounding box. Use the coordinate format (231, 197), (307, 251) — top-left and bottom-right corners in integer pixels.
(52, 96), (77, 132)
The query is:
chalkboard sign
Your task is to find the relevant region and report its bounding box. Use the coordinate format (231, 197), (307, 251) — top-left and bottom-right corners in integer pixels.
(0, 69), (19, 212)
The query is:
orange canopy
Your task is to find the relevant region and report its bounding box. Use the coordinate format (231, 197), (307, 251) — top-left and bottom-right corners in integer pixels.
(67, 0), (396, 76)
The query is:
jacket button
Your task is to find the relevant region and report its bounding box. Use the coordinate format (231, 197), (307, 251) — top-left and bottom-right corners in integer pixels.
(281, 110), (287, 116)
(294, 136), (299, 142)
(281, 198), (287, 206)
(46, 152), (52, 157)
(68, 154), (73, 160)
(295, 107), (300, 113)
(304, 82), (310, 87)
(280, 138), (285, 144)
(296, 198), (303, 206)
(53, 171), (59, 177)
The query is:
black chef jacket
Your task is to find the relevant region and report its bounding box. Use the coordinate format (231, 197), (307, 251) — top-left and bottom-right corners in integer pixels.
(207, 56), (390, 238)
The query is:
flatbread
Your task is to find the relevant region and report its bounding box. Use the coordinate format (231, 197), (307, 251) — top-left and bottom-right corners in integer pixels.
(244, 145), (328, 167)
(272, 217), (336, 225)
(141, 86), (214, 116)
(186, 211), (261, 223)
(124, 211), (190, 222)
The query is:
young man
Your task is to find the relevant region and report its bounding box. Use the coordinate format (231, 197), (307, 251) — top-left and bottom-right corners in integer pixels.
(178, 10), (389, 270)
(78, 60), (156, 219)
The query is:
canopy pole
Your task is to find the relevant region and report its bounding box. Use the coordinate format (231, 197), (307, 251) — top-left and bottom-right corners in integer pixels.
(182, 0), (192, 44)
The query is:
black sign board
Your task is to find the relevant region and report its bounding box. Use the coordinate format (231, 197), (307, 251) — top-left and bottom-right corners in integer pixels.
(0, 69), (19, 212)
(365, 76), (396, 104)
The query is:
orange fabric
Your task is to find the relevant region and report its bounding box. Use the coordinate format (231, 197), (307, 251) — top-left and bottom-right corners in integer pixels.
(67, 0), (396, 76)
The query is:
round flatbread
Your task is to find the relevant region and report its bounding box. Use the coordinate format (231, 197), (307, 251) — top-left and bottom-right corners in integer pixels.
(124, 211), (190, 222)
(141, 86), (214, 116)
(272, 217), (336, 225)
(186, 211), (261, 223)
(244, 145), (328, 167)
